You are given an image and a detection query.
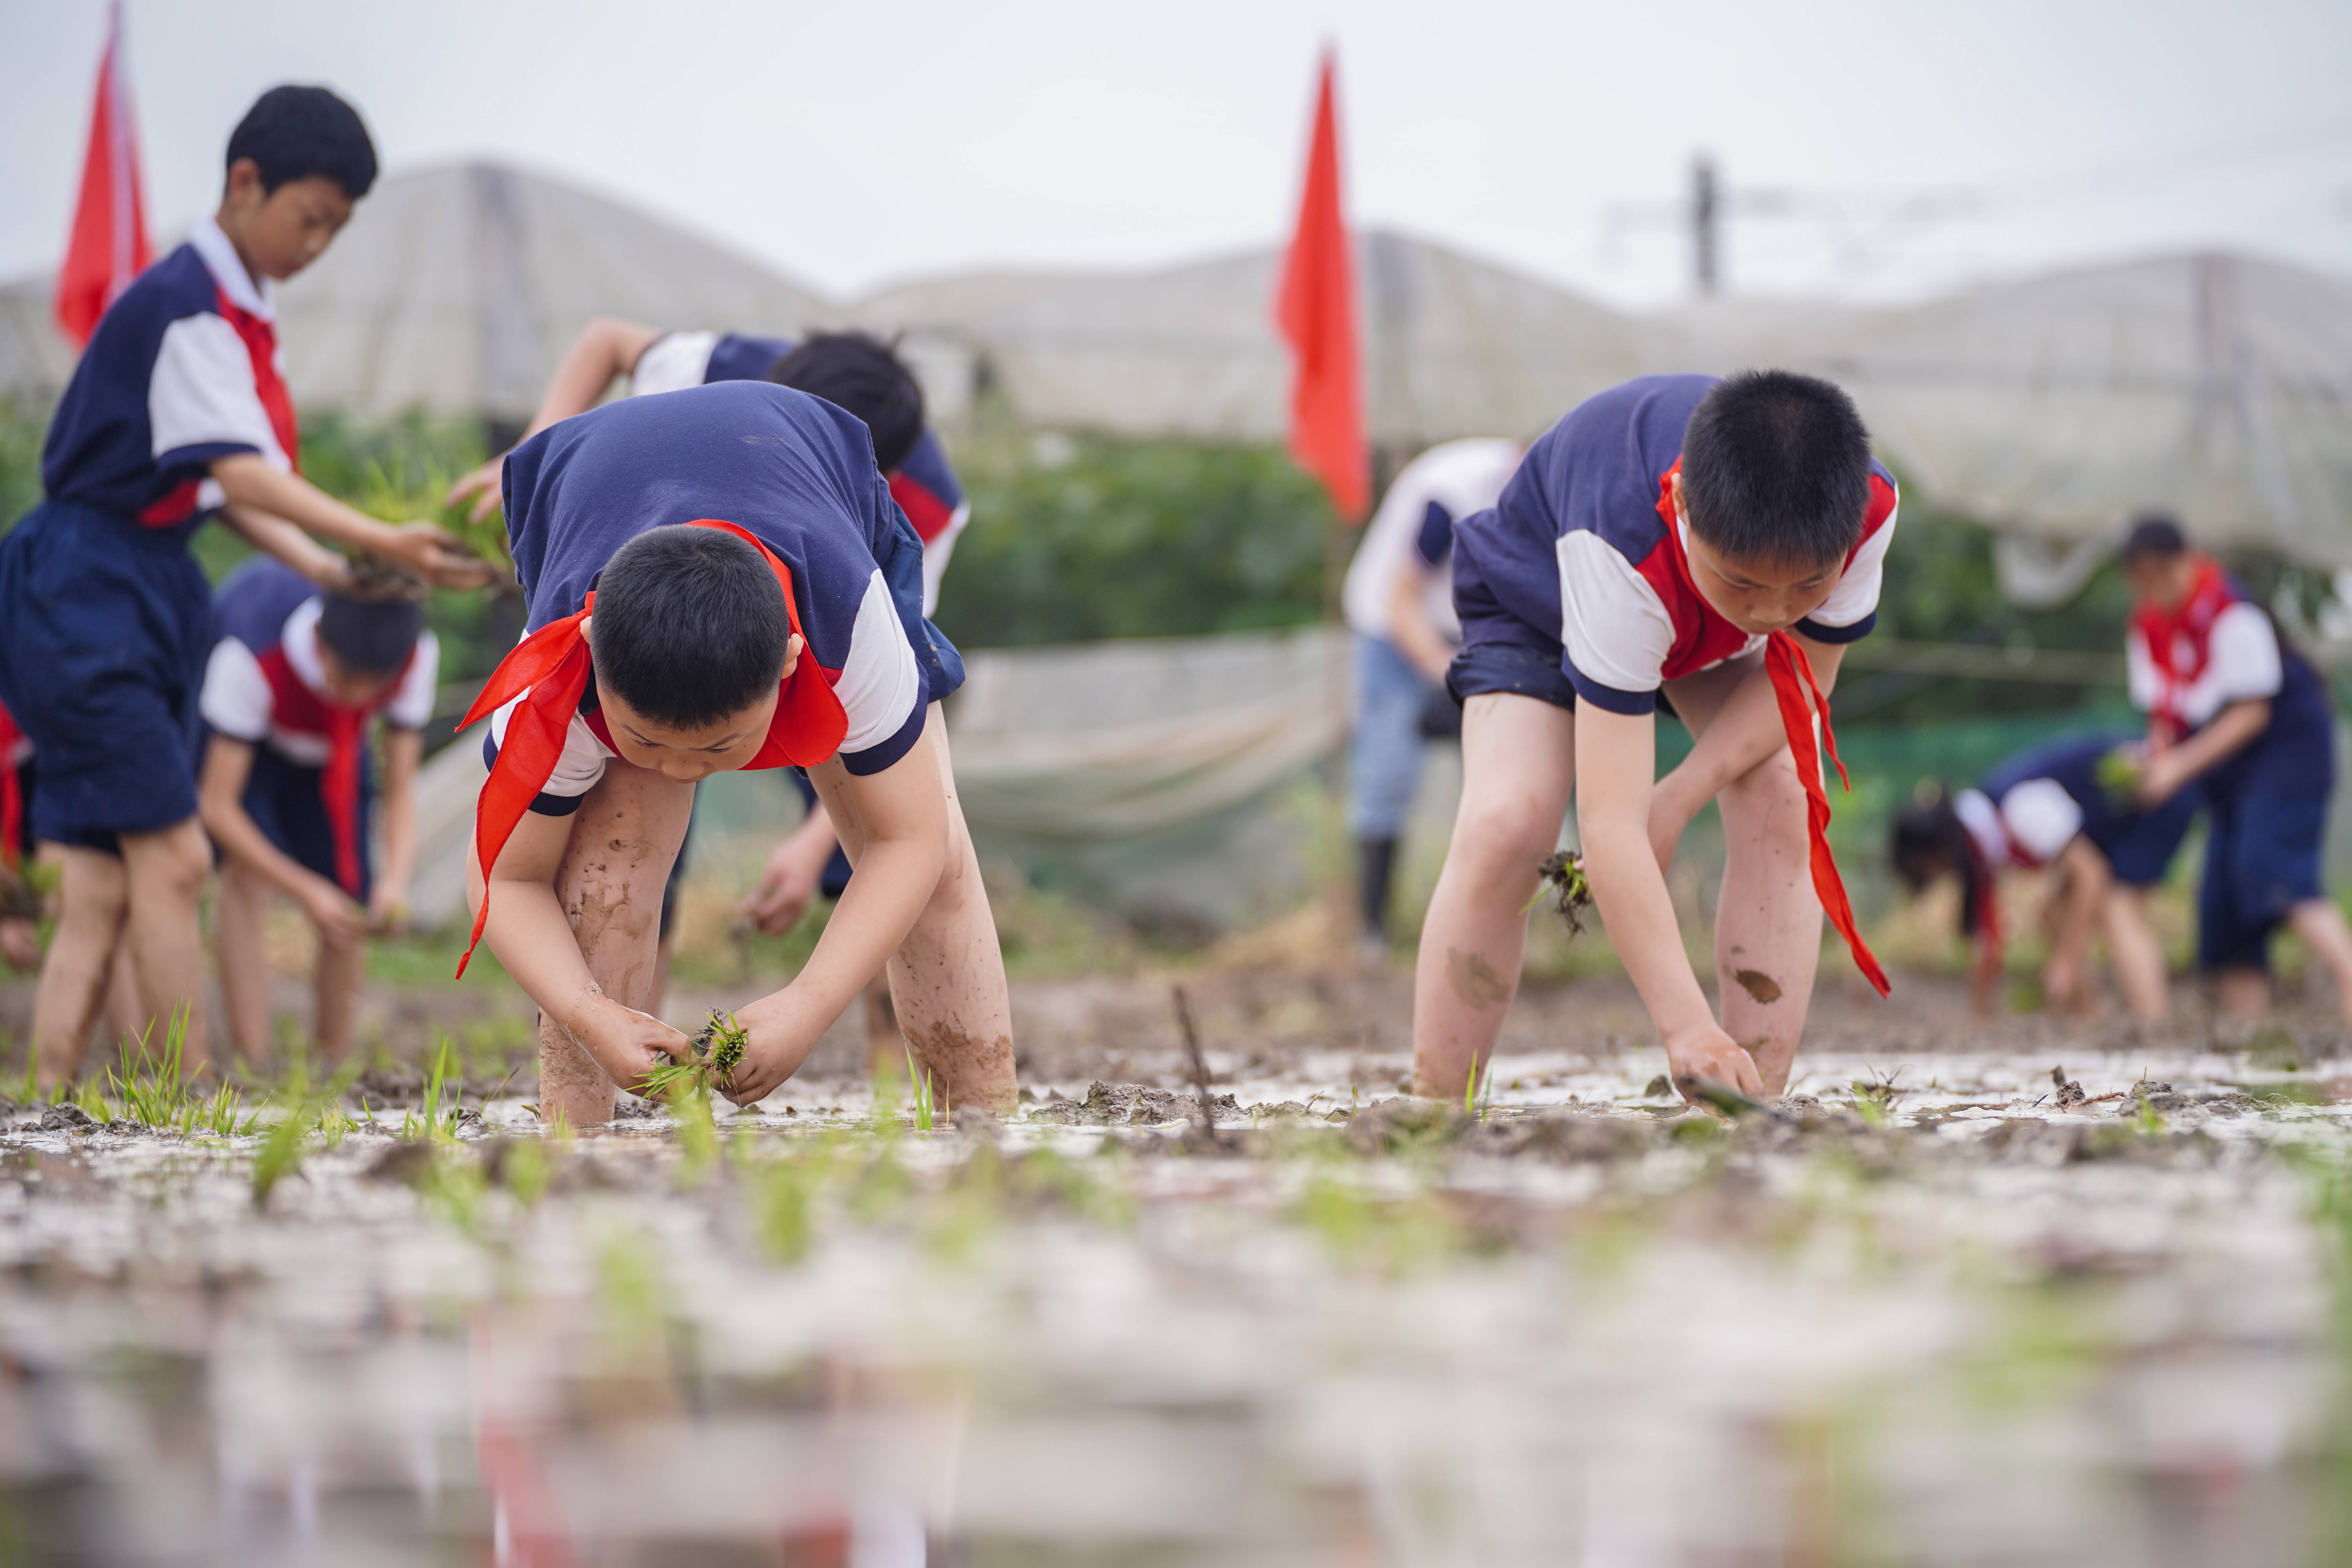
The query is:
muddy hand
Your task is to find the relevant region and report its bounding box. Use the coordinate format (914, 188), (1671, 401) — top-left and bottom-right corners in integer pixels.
(1664, 1024), (1765, 1107)
(584, 1004), (698, 1098)
(715, 999), (822, 1107)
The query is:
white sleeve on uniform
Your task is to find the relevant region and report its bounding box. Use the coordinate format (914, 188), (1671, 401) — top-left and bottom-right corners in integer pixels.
(628, 331), (718, 398)
(1803, 501), (1899, 632)
(1999, 778), (2083, 865)
(2126, 627), (2161, 712)
(2202, 603), (2284, 706)
(918, 501), (969, 618)
(150, 314), (285, 465)
(384, 631), (440, 730)
(1557, 530), (1677, 697)
(488, 694), (614, 797)
(199, 639), (274, 741)
(834, 569), (924, 755)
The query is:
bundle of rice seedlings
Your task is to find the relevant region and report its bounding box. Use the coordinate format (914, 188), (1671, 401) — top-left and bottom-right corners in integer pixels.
(1523, 850), (1594, 936)
(2094, 746), (2144, 808)
(641, 1011), (749, 1102)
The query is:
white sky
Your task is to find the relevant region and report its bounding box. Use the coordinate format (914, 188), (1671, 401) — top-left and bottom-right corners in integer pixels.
(2, 0), (2348, 309)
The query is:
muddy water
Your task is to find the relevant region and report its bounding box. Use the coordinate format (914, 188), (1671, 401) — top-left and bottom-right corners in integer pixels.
(2, 987), (2352, 1564)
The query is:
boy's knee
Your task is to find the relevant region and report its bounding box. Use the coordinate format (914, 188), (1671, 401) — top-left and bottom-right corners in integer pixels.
(1452, 795), (1562, 875)
(1724, 753), (1809, 842)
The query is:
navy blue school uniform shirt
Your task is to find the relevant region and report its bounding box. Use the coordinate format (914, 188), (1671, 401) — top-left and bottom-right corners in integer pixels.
(1955, 735), (2196, 889)
(1450, 375), (1899, 713)
(0, 218), (299, 844)
(490, 380), (941, 793)
(629, 330), (967, 613)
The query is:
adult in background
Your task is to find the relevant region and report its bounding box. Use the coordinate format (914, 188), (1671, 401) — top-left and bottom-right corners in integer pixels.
(2121, 515), (2352, 1018)
(1340, 438), (1521, 960)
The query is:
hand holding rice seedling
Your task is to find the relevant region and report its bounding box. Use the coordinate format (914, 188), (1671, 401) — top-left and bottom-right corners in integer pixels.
(1522, 850), (1594, 936)
(639, 1010), (750, 1103)
(2094, 745), (2144, 808)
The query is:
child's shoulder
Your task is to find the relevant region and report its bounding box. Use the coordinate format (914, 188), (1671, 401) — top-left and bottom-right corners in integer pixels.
(75, 244), (218, 361)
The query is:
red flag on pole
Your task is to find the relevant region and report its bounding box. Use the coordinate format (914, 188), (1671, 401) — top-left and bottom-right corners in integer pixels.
(1274, 50), (1367, 523)
(55, 1), (150, 350)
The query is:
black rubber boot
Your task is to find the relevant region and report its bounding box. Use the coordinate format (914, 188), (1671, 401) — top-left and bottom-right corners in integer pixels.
(1358, 837), (1399, 944)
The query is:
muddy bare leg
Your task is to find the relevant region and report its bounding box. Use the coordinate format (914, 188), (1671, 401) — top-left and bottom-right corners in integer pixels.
(214, 862), (274, 1065)
(814, 707), (1014, 1113)
(1711, 749), (1818, 1097)
(119, 818), (213, 1074)
(538, 764), (695, 1129)
(1411, 694), (1575, 1100)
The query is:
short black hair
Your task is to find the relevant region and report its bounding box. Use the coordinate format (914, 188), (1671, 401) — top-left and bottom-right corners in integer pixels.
(225, 86), (379, 200)
(2122, 512), (2189, 565)
(1680, 370), (1874, 569)
(589, 526), (791, 728)
(765, 333), (925, 473)
(317, 594), (423, 675)
(1890, 784), (1984, 940)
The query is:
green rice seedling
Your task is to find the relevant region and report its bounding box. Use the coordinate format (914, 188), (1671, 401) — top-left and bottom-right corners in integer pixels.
(2094, 745), (2143, 808)
(9, 1040), (34, 1106)
(753, 1156), (822, 1265)
(904, 1044), (936, 1133)
(107, 1005), (197, 1131)
(640, 1010), (750, 1102)
(494, 1135), (551, 1207)
(417, 1029), (463, 1142)
(593, 1228), (669, 1359)
(674, 1083), (720, 1179)
(1522, 849), (1593, 936)
(73, 1077), (110, 1123)
(250, 1096), (323, 1209)
(1463, 1055), (1495, 1122)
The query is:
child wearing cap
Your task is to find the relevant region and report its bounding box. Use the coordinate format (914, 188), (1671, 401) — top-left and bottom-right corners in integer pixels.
(199, 559), (438, 1065)
(1891, 735), (2196, 1020)
(1415, 372), (1897, 1106)
(2120, 517), (2352, 1018)
(462, 379), (1014, 1127)
(0, 86), (486, 1087)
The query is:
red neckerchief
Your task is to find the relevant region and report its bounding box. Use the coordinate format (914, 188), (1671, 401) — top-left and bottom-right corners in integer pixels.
(453, 519), (850, 976)
(1963, 831), (2003, 966)
(2131, 555), (2234, 746)
(256, 640), (416, 899)
(1650, 468), (1891, 997)
(0, 700), (21, 873)
(138, 287), (301, 529)
(886, 472), (956, 544)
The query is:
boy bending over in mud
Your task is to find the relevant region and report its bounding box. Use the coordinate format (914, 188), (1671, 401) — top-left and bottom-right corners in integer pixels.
(461, 380), (1014, 1127)
(1414, 372), (1896, 1105)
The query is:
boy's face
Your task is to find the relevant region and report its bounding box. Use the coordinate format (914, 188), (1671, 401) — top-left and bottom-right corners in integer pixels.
(218, 160), (354, 281)
(1673, 479), (1843, 635)
(316, 646), (403, 710)
(587, 628), (800, 784)
(2125, 553), (2196, 612)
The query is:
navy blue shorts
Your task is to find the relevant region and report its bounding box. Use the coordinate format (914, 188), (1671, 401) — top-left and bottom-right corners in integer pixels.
(0, 499), (212, 851)
(238, 744), (374, 902)
(1446, 548), (1578, 711)
(2198, 769), (2331, 973)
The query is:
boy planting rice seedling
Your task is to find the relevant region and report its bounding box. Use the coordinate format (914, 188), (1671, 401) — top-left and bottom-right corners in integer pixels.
(1891, 735), (2198, 1021)
(448, 326), (965, 1045)
(198, 558), (438, 1064)
(460, 379), (1015, 1127)
(1414, 372), (1896, 1106)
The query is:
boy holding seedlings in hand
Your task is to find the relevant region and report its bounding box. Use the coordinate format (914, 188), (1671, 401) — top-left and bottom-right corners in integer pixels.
(460, 379), (1015, 1127)
(200, 559), (438, 1064)
(1414, 372), (1896, 1106)
(0, 85), (487, 1088)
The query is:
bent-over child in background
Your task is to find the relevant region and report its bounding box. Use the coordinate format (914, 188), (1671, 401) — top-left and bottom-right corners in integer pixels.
(2121, 516), (2352, 1019)
(0, 86), (486, 1089)
(1891, 735), (2196, 1022)
(461, 380), (1014, 1127)
(199, 559), (437, 1064)
(1414, 372), (1897, 1106)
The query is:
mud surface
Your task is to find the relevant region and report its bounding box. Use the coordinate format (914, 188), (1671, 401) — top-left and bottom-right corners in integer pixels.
(2, 967), (2352, 1563)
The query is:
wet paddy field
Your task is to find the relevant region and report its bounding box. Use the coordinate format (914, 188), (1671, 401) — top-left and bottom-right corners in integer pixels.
(4, 970), (2352, 1566)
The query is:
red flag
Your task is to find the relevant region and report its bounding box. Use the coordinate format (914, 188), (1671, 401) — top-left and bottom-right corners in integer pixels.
(55, 1), (150, 350)
(1274, 51), (1367, 523)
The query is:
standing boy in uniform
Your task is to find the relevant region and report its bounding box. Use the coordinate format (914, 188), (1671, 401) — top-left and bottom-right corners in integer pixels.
(2121, 517), (2352, 1018)
(199, 559), (437, 1064)
(1340, 437), (1521, 958)
(0, 86), (484, 1088)
(1414, 372), (1896, 1104)
(461, 379), (1014, 1127)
